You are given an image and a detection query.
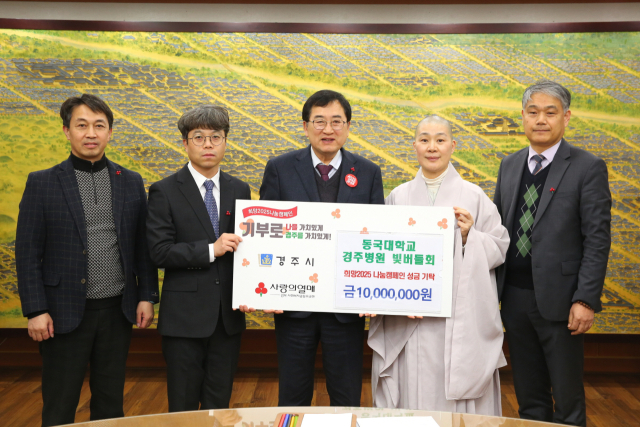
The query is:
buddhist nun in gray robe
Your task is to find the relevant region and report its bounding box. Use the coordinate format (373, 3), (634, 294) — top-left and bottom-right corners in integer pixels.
(368, 116), (509, 416)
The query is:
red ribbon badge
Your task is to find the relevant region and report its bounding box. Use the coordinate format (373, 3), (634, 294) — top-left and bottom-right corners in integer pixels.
(345, 174), (358, 188)
(242, 206), (298, 219)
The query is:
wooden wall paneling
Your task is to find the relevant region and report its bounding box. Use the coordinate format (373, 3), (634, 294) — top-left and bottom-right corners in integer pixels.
(1, 329), (639, 373)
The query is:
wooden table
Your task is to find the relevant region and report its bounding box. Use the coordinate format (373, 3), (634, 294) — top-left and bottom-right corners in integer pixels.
(69, 406), (564, 426)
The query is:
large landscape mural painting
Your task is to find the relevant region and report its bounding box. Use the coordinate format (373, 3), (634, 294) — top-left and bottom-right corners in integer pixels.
(0, 28), (638, 332)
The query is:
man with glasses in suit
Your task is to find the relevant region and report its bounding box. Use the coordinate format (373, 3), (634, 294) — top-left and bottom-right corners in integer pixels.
(147, 105), (251, 411)
(252, 90), (384, 407)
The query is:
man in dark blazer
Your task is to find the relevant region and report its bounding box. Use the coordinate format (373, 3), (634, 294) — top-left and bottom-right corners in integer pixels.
(256, 90), (384, 407)
(147, 105), (251, 412)
(16, 94), (159, 427)
(494, 80), (611, 426)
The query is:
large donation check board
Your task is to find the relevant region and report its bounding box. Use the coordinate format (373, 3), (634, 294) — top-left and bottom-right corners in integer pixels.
(232, 200), (454, 317)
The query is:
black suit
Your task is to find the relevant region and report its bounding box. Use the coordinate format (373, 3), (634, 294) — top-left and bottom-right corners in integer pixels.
(494, 140), (611, 426)
(147, 165), (250, 411)
(260, 146), (384, 406)
(16, 156), (158, 426)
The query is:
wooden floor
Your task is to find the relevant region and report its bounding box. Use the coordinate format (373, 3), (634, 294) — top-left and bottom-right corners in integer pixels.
(0, 368), (639, 427)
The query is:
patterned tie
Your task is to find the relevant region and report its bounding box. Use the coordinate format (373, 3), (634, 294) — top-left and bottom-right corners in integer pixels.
(531, 154), (546, 175)
(203, 180), (219, 239)
(316, 164), (333, 182)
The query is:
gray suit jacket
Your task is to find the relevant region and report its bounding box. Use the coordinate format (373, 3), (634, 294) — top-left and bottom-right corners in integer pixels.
(493, 139), (611, 321)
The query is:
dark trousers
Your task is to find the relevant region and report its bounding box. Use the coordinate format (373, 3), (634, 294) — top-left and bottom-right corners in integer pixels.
(162, 318), (242, 412)
(274, 313), (365, 407)
(40, 298), (132, 427)
(501, 286), (586, 426)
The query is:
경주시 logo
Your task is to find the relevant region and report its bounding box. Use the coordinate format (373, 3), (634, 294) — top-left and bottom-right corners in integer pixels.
(259, 254), (273, 267)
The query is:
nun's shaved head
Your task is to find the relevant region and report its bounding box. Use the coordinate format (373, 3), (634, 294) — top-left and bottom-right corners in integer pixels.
(415, 115), (453, 139)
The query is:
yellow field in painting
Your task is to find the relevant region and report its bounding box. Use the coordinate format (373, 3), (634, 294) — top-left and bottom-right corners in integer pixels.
(0, 29), (638, 332)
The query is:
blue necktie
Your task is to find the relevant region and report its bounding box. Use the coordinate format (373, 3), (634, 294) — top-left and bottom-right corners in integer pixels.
(204, 180), (219, 239)
(532, 154), (545, 175)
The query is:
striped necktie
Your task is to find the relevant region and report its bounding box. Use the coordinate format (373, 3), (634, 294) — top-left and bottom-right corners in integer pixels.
(532, 154), (545, 175)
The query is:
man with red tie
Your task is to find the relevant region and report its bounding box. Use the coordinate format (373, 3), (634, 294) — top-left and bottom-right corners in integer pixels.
(255, 90), (384, 406)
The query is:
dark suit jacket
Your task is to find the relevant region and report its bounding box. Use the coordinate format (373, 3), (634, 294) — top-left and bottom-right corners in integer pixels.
(494, 139), (611, 321)
(147, 165), (251, 338)
(16, 156), (159, 334)
(259, 146), (385, 322)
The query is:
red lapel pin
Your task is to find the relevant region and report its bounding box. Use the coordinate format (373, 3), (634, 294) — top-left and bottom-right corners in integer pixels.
(351, 167), (355, 172)
(345, 174), (358, 188)
(116, 170), (121, 175)
(226, 211), (231, 216)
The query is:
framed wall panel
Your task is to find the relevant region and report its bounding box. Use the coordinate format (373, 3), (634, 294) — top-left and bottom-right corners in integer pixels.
(0, 19), (638, 333)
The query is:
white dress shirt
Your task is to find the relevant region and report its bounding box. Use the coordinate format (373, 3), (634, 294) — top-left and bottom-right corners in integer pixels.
(311, 148), (342, 179)
(188, 162), (220, 262)
(528, 140), (561, 174)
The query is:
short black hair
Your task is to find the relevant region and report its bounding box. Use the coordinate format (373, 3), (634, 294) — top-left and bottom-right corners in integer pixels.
(302, 90), (352, 123)
(60, 93), (114, 129)
(178, 105), (230, 140)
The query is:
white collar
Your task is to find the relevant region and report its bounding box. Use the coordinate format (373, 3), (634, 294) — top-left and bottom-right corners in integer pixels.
(310, 147), (342, 171)
(528, 139), (562, 163)
(188, 162), (220, 189)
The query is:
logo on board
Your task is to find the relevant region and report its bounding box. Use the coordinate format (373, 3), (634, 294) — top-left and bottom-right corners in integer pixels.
(259, 254), (273, 267)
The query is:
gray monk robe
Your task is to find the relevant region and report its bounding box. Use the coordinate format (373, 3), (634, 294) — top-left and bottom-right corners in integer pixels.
(368, 163), (510, 415)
